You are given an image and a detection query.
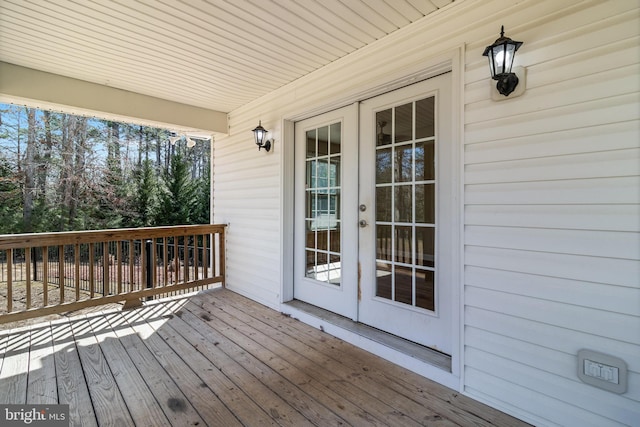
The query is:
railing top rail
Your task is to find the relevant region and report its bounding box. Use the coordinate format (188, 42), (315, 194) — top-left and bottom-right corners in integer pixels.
(0, 224), (226, 250)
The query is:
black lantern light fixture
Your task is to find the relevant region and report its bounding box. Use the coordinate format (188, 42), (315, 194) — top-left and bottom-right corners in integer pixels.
(252, 121), (272, 152)
(482, 26), (523, 97)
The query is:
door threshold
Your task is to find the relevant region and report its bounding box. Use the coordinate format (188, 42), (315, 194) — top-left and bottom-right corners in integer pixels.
(281, 299), (451, 373)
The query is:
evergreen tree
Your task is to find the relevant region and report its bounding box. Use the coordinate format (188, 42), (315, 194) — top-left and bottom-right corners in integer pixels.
(0, 157), (21, 233)
(134, 159), (159, 227)
(157, 152), (195, 225)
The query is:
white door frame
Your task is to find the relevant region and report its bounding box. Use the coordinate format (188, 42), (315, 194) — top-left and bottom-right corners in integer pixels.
(280, 47), (464, 388)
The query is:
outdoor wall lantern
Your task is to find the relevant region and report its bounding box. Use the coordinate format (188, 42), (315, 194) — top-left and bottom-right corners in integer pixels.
(252, 121), (272, 152)
(169, 133), (196, 148)
(482, 26), (523, 97)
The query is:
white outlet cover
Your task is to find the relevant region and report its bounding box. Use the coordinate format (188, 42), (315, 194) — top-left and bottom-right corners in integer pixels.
(577, 349), (627, 394)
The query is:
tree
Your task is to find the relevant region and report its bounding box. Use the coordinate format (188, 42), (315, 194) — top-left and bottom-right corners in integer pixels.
(0, 157), (21, 233)
(22, 108), (37, 232)
(0, 104), (211, 233)
(156, 152), (196, 225)
(133, 159), (159, 227)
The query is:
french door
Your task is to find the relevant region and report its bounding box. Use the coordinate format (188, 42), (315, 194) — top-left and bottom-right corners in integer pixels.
(294, 73), (454, 354)
(293, 105), (359, 320)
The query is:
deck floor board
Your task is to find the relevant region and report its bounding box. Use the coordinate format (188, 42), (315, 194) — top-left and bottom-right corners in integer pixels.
(0, 289), (530, 427)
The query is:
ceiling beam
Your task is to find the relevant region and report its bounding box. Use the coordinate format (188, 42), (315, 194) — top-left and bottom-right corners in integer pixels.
(0, 62), (228, 135)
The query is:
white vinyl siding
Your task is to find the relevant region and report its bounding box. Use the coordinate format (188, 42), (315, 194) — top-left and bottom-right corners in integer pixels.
(213, 117), (283, 308)
(213, 0), (640, 425)
(463, 0), (640, 425)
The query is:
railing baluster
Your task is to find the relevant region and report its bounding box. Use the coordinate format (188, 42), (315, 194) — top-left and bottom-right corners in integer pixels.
(173, 238), (179, 283)
(141, 240), (146, 291)
(194, 234), (199, 282)
(129, 240), (136, 292)
(7, 248), (12, 313)
(74, 244), (80, 301)
(117, 241), (122, 294)
(59, 245), (64, 304)
(183, 236), (189, 283)
(163, 238), (168, 287)
(220, 229), (226, 288)
(43, 246), (48, 306)
(26, 247), (31, 309)
(203, 234), (209, 279)
(102, 242), (109, 296)
(89, 243), (95, 298)
(151, 239), (157, 289)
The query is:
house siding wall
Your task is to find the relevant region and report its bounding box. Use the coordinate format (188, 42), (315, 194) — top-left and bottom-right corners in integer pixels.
(213, 0), (640, 424)
(462, 1), (639, 425)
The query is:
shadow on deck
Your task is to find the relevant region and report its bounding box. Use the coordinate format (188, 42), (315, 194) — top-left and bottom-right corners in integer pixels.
(0, 288), (529, 426)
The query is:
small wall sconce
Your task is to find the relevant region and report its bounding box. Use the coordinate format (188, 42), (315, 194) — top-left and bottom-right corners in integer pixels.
(482, 26), (523, 97)
(252, 121), (272, 152)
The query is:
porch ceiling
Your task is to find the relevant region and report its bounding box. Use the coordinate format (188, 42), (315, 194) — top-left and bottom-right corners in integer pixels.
(0, 0), (454, 115)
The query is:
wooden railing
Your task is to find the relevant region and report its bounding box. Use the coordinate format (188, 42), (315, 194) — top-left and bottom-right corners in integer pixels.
(0, 224), (226, 324)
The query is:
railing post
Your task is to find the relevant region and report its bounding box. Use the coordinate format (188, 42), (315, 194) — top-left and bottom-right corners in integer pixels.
(145, 239), (153, 300)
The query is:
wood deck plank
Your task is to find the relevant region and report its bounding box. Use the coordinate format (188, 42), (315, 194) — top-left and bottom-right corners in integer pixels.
(185, 298), (425, 427)
(85, 313), (173, 427)
(217, 290), (529, 427)
(50, 319), (98, 427)
(178, 304), (354, 427)
(0, 330), (30, 404)
(101, 310), (207, 427)
(0, 288), (531, 427)
(26, 322), (58, 404)
(118, 308), (244, 427)
(0, 331), (9, 375)
(217, 292), (463, 420)
(163, 306), (314, 427)
(69, 317), (135, 426)
(130, 299), (280, 427)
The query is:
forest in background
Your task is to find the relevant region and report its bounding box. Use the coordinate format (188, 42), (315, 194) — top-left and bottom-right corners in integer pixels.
(0, 104), (211, 234)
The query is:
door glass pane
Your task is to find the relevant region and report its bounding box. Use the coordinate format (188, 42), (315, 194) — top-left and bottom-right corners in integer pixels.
(376, 148), (392, 183)
(376, 187), (392, 222)
(394, 265), (413, 305)
(305, 121), (342, 285)
(318, 126), (329, 156)
(374, 95), (436, 311)
(330, 123), (341, 154)
(329, 226), (340, 252)
(415, 184), (435, 224)
(395, 103), (412, 143)
(416, 227), (435, 268)
(395, 226), (412, 264)
(394, 186), (412, 223)
(416, 97), (434, 139)
(416, 269), (435, 310)
(306, 130), (316, 158)
(376, 225), (392, 261)
(376, 109), (392, 146)
(415, 141), (435, 181)
(395, 144), (413, 182)
(376, 262), (392, 299)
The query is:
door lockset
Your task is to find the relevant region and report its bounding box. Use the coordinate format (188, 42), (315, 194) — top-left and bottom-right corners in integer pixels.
(359, 220), (368, 228)
(359, 204), (367, 212)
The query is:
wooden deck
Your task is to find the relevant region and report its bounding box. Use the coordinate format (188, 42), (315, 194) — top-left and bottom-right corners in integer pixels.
(0, 288), (529, 427)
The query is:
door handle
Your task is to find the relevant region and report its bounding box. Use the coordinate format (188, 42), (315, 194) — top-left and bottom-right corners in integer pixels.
(359, 220), (368, 228)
